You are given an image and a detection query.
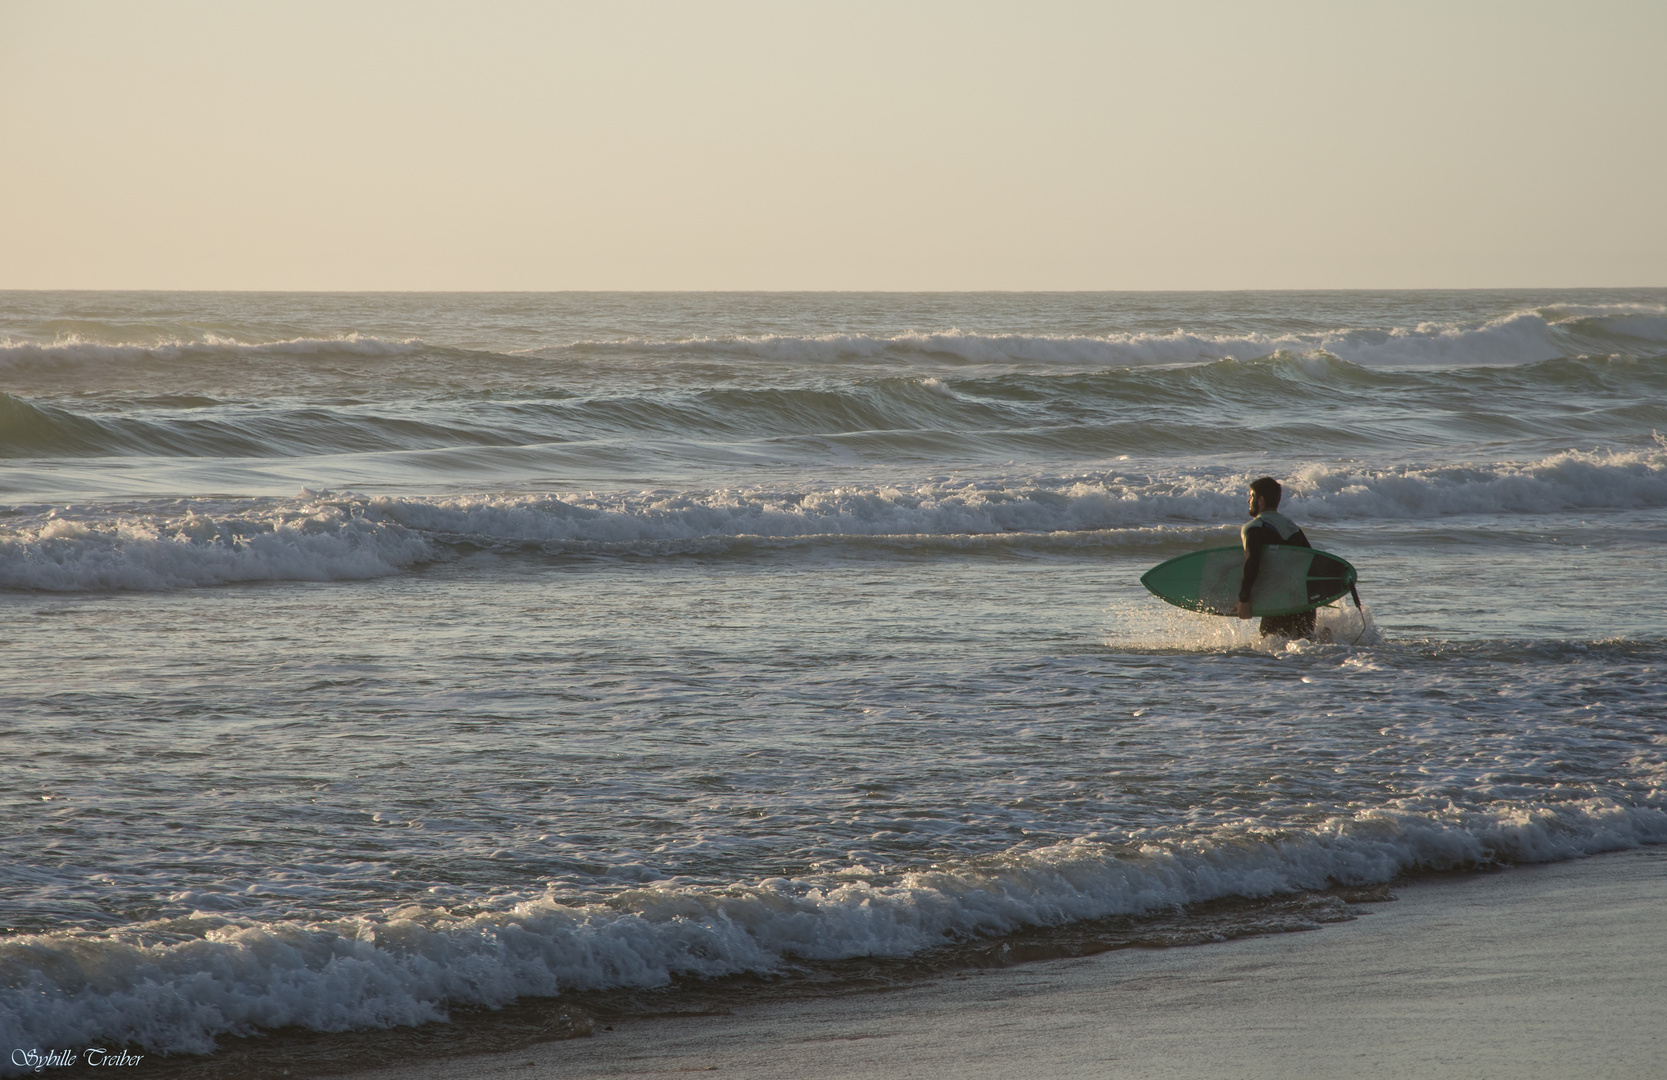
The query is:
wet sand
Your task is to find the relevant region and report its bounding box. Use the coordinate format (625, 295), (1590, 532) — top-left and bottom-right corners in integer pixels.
(330, 846), (1666, 1080)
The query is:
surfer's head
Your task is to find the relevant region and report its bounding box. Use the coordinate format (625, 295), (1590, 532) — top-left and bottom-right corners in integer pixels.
(1248, 476), (1282, 515)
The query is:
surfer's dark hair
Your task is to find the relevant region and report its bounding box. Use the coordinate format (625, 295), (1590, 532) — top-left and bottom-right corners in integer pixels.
(1249, 476), (1282, 508)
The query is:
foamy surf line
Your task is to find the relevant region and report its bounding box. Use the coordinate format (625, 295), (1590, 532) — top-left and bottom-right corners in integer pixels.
(2, 447), (1662, 591)
(3, 802), (1663, 1066)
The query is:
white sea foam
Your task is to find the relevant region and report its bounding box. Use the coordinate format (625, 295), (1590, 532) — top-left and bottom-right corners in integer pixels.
(1115, 599), (1385, 652)
(359, 445), (1667, 545)
(0, 500), (432, 591)
(3, 801), (1661, 1060)
(3, 447), (1661, 591)
(1289, 445), (1667, 520)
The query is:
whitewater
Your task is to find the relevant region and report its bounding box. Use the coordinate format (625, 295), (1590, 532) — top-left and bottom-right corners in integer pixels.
(2, 290), (1664, 1072)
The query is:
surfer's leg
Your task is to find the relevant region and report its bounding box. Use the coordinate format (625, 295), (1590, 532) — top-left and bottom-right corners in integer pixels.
(1258, 610), (1317, 640)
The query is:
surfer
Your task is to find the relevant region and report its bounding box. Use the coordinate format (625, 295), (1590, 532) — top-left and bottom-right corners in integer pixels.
(1235, 476), (1316, 640)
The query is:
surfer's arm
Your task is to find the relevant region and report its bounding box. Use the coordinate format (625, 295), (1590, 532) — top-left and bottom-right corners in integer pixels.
(1237, 524), (1271, 617)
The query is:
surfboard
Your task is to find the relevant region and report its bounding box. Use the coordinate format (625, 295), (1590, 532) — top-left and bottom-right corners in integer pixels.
(1140, 545), (1357, 617)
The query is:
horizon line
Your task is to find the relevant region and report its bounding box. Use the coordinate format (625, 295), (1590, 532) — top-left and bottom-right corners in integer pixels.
(3, 285), (1664, 296)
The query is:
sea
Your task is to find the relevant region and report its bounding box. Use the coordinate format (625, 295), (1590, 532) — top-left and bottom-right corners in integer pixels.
(3, 290), (1665, 1073)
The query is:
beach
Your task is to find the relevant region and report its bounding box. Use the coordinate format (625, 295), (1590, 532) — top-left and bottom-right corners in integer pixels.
(335, 846), (1667, 1080)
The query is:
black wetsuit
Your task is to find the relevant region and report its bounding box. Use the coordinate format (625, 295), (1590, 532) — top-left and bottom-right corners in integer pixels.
(1240, 510), (1317, 640)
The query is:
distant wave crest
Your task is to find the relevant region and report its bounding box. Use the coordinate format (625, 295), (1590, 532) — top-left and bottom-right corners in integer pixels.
(0, 333), (426, 373)
(3, 307), (1663, 379)
(561, 307), (1667, 368)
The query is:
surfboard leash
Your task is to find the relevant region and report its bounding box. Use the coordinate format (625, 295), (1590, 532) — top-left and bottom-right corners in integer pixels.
(1348, 582), (1367, 646)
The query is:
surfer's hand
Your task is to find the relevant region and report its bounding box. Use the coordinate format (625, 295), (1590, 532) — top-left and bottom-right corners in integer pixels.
(1235, 602), (1251, 619)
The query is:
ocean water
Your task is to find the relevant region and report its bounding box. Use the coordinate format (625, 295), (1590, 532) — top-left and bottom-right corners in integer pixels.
(3, 290), (1665, 1068)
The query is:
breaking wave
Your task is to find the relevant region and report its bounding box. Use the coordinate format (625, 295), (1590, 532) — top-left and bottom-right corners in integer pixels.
(3, 799), (1661, 1060)
(3, 446), (1661, 591)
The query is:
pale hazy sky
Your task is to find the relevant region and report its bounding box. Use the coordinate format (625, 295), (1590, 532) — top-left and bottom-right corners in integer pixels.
(2, 1), (1663, 290)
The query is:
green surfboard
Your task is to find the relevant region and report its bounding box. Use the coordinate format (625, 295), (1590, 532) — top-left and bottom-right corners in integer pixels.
(1141, 545), (1358, 617)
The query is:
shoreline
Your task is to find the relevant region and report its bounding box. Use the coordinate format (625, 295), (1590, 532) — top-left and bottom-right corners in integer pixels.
(320, 846), (1666, 1080)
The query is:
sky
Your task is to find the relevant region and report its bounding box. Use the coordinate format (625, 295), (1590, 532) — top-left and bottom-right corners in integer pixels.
(2, 1), (1663, 291)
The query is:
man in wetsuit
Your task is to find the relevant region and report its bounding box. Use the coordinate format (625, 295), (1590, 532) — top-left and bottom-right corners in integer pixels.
(1234, 476), (1316, 640)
